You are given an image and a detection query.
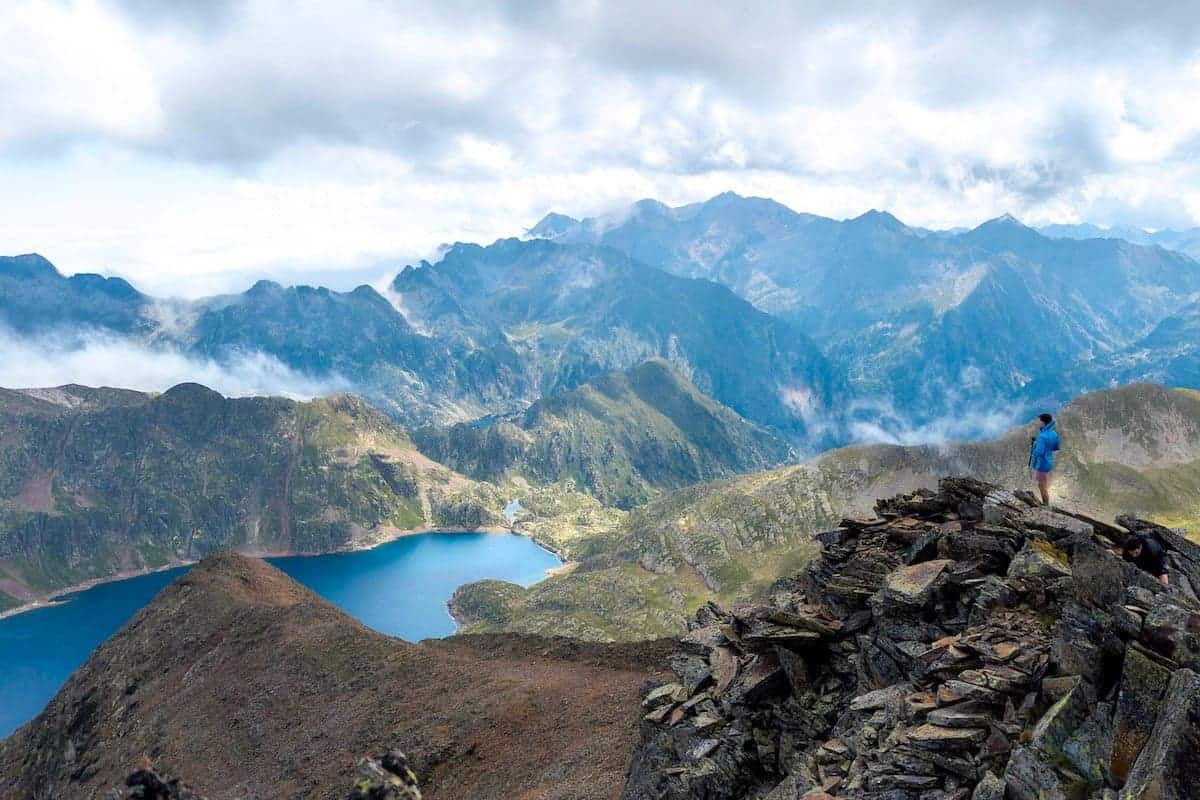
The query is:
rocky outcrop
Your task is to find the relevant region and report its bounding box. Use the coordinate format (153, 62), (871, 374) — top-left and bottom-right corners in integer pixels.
(102, 759), (205, 799)
(348, 751), (422, 800)
(101, 750), (422, 800)
(622, 477), (1200, 800)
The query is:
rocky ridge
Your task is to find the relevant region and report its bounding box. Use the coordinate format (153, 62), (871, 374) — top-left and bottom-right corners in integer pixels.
(622, 477), (1200, 800)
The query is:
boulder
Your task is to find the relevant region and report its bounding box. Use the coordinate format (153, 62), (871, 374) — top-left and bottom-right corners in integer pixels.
(1110, 646), (1172, 782)
(970, 771), (1004, 800)
(1003, 745), (1069, 800)
(349, 751), (422, 800)
(1006, 538), (1072, 580)
(1121, 668), (1200, 800)
(1142, 600), (1200, 668)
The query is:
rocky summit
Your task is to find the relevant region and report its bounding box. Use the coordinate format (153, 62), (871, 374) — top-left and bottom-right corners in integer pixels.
(621, 477), (1200, 800)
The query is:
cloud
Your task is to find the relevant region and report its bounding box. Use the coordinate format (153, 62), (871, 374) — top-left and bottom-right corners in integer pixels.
(3, 1), (1200, 285)
(844, 394), (1023, 446)
(0, 326), (351, 400)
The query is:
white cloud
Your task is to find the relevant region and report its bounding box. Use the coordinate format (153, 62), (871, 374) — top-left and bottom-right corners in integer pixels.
(0, 326), (351, 399)
(2, 0), (1200, 289)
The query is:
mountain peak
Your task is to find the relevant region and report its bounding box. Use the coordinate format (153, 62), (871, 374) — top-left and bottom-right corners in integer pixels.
(849, 209), (908, 232)
(527, 212), (579, 239)
(247, 278), (284, 295)
(0, 253), (62, 280)
(976, 212), (1029, 230)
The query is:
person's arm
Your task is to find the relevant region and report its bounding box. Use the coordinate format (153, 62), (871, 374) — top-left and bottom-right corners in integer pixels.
(1031, 435), (1046, 466)
(1159, 573), (1170, 587)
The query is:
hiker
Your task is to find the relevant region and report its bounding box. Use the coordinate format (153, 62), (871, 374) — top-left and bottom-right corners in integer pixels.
(1028, 413), (1060, 506)
(1123, 534), (1170, 587)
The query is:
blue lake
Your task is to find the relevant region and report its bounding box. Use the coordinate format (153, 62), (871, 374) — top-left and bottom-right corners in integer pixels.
(0, 531), (559, 738)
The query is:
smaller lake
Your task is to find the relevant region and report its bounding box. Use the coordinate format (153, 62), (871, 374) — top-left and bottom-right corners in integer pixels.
(0, 532), (559, 738)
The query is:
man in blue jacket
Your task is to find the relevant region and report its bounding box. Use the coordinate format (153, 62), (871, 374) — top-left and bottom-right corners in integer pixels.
(1029, 413), (1060, 506)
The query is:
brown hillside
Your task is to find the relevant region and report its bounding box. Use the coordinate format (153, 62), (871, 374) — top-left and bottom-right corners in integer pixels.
(0, 552), (671, 800)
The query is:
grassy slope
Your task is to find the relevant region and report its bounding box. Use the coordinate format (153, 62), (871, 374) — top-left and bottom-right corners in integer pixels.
(415, 359), (791, 509)
(457, 383), (1200, 641)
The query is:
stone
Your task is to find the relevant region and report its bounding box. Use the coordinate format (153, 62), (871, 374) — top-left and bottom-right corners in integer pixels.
(729, 651), (788, 704)
(970, 771), (1004, 800)
(1110, 646), (1173, 782)
(936, 680), (998, 705)
(643, 682), (683, 709)
(1143, 600), (1200, 668)
(1121, 668), (1200, 800)
(1058, 702), (1114, 786)
(882, 560), (954, 606)
(1019, 507), (1093, 544)
(680, 624), (727, 655)
(1006, 538), (1072, 580)
(1003, 745), (1068, 800)
(668, 652), (712, 694)
(1112, 604), (1144, 639)
(644, 704), (675, 723)
(907, 724), (987, 751)
(927, 703), (993, 729)
(690, 712), (723, 732)
(1030, 680), (1093, 757)
(710, 647), (740, 694)
(851, 685), (909, 712)
(349, 750), (422, 800)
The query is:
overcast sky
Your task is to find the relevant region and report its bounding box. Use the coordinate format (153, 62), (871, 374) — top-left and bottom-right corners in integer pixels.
(3, 0), (1200, 296)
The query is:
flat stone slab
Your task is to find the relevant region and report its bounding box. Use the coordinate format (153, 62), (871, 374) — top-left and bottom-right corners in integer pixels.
(883, 559), (954, 605)
(907, 723), (987, 751)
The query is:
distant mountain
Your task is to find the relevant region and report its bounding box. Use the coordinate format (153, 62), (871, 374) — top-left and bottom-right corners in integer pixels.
(0, 245), (842, 443)
(0, 254), (155, 337)
(1039, 222), (1200, 260)
(455, 383), (1200, 641)
(392, 237), (844, 444)
(531, 194), (1200, 427)
(0, 383), (502, 608)
(6, 194), (1200, 441)
(413, 359), (792, 508)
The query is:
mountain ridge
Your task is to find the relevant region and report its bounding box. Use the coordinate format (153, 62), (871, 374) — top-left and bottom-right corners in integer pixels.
(454, 383), (1200, 641)
(0, 382), (507, 607)
(0, 549), (673, 799)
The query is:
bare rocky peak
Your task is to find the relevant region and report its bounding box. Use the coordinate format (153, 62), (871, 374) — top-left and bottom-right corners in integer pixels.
(624, 477), (1200, 800)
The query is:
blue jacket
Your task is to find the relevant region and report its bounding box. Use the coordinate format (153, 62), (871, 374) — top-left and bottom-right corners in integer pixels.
(1030, 419), (1060, 472)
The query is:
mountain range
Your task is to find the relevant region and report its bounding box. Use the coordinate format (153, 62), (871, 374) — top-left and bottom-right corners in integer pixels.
(6, 193), (1200, 448)
(530, 195), (1200, 428)
(0, 360), (795, 608)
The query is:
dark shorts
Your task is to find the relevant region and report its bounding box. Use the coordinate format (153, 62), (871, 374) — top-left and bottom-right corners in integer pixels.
(1035, 470), (1051, 482)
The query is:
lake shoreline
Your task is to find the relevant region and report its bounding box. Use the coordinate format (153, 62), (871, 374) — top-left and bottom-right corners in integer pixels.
(0, 523), (566, 622)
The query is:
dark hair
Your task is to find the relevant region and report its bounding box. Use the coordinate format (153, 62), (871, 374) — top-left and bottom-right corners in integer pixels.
(1039, 413), (1053, 425)
(1123, 537), (1143, 554)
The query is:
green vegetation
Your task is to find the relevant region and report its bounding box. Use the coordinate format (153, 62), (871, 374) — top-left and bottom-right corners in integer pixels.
(415, 359), (791, 509)
(0, 384), (503, 601)
(459, 383), (1200, 641)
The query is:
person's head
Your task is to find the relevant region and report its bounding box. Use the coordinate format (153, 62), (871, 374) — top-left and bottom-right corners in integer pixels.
(1124, 537), (1144, 559)
(1039, 413), (1053, 426)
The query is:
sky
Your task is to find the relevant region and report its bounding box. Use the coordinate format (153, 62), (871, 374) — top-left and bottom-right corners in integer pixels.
(3, 0), (1200, 297)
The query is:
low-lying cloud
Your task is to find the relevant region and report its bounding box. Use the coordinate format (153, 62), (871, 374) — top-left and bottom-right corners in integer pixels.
(844, 397), (1023, 447)
(0, 327), (351, 400)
